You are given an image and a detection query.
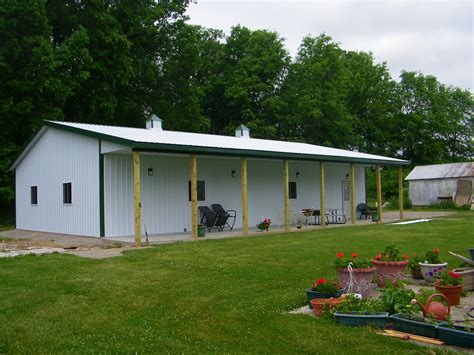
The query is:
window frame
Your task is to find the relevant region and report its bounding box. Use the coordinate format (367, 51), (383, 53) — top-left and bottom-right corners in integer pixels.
(188, 180), (205, 201)
(31, 186), (38, 205)
(63, 182), (72, 205)
(289, 181), (297, 199)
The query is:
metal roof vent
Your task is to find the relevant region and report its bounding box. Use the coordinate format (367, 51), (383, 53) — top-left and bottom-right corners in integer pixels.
(146, 114), (163, 130)
(235, 124), (250, 138)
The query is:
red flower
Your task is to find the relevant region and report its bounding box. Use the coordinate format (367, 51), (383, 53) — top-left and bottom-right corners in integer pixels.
(403, 254), (409, 260)
(433, 248), (440, 254)
(316, 277), (327, 285)
(375, 254), (382, 260)
(449, 271), (460, 279)
(336, 252), (344, 258)
(352, 253), (358, 258)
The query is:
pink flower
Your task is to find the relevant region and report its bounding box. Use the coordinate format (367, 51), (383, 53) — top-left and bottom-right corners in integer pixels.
(336, 252), (344, 258)
(375, 254), (382, 260)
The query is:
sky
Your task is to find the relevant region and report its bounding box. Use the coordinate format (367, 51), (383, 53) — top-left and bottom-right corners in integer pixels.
(186, 0), (473, 91)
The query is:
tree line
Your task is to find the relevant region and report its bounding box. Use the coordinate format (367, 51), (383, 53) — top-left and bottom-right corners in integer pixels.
(1, 0), (472, 216)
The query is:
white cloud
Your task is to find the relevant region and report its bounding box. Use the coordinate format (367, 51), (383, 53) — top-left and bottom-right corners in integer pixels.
(186, 0), (473, 90)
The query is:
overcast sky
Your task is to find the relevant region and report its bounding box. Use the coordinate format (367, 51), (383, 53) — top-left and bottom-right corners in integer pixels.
(186, 0), (473, 91)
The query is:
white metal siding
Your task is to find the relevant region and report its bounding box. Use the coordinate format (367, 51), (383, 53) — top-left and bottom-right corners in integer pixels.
(409, 178), (474, 206)
(15, 129), (100, 236)
(104, 154), (366, 237)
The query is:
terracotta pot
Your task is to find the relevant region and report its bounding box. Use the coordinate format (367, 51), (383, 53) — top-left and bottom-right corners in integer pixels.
(419, 262), (448, 283)
(372, 259), (408, 287)
(336, 267), (375, 299)
(434, 281), (463, 306)
(309, 298), (342, 316)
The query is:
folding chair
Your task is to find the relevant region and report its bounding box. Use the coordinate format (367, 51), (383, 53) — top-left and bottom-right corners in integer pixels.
(198, 206), (218, 231)
(211, 204), (236, 231)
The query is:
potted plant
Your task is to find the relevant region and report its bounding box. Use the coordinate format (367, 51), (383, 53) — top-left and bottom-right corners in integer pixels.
(335, 252), (375, 299)
(419, 248), (448, 283)
(334, 294), (388, 328)
(372, 245), (409, 287)
(434, 269), (464, 306)
(407, 253), (424, 279)
(388, 288), (447, 338)
(310, 297), (343, 317)
(257, 218), (271, 231)
(437, 323), (474, 348)
(306, 277), (343, 308)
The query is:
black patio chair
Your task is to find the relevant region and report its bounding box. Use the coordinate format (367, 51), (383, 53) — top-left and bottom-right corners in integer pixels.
(199, 206), (218, 231)
(211, 204), (236, 231)
(356, 203), (373, 220)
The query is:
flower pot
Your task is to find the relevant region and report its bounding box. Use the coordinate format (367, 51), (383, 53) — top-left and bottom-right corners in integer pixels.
(436, 324), (474, 348)
(310, 298), (342, 316)
(306, 289), (343, 308)
(410, 268), (423, 280)
(372, 259), (408, 287)
(336, 267), (375, 299)
(453, 267), (474, 291)
(335, 311), (389, 328)
(389, 313), (446, 338)
(419, 262), (448, 283)
(434, 281), (463, 306)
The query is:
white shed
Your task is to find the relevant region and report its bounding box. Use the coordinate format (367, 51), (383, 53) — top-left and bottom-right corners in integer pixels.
(405, 162), (474, 206)
(11, 118), (408, 241)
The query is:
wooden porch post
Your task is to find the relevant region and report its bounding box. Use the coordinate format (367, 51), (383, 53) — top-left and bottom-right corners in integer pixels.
(320, 162), (326, 228)
(133, 151), (142, 247)
(399, 166), (404, 221)
(241, 158), (248, 236)
(283, 159), (290, 231)
(350, 163), (356, 224)
(376, 164), (382, 223)
(190, 154), (198, 240)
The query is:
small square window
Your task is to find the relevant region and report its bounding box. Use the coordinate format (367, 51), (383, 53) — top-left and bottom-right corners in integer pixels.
(188, 181), (205, 201)
(31, 186), (38, 205)
(63, 182), (72, 204)
(289, 181), (297, 199)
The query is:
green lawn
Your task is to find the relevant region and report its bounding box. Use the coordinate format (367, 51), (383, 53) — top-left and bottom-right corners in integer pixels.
(1, 212), (472, 353)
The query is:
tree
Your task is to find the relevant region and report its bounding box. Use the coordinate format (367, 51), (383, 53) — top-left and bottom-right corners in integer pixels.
(277, 34), (354, 148)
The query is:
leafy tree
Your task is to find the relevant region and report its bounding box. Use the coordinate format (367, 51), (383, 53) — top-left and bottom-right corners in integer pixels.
(277, 34), (355, 148)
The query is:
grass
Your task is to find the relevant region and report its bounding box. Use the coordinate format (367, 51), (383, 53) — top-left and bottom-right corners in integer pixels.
(0, 213), (472, 353)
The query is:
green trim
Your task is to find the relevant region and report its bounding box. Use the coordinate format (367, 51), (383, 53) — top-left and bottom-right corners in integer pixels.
(44, 121), (134, 148)
(99, 140), (105, 238)
(12, 120), (410, 172)
(133, 143), (410, 166)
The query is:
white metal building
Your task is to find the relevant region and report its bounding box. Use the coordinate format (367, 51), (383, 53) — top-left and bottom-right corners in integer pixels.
(405, 162), (474, 206)
(11, 117), (408, 239)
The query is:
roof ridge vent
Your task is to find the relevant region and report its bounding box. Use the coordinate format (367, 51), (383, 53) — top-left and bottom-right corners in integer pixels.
(146, 114), (163, 131)
(235, 124), (250, 138)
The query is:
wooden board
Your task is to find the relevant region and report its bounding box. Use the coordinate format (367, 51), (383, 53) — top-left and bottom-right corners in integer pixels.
(383, 329), (444, 345)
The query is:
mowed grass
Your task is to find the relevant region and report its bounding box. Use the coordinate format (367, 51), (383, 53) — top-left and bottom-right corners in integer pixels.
(0, 213), (472, 353)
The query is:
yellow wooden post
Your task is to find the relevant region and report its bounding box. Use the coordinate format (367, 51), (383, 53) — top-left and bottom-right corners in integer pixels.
(241, 158), (248, 236)
(399, 166), (404, 221)
(376, 164), (382, 223)
(190, 154), (198, 240)
(133, 151), (141, 247)
(320, 162), (326, 228)
(283, 159), (290, 231)
(350, 163), (356, 224)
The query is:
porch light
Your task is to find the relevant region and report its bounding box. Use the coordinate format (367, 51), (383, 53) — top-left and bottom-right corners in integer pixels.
(296, 172), (300, 179)
(231, 170), (236, 177)
(148, 168), (153, 176)
(346, 173), (349, 179)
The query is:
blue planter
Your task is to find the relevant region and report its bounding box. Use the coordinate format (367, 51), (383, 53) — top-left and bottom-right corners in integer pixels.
(335, 312), (389, 328)
(389, 313), (445, 338)
(306, 289), (343, 308)
(437, 324), (474, 348)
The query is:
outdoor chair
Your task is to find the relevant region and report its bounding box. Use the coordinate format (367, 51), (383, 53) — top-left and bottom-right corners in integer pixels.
(211, 204), (236, 231)
(199, 206), (218, 231)
(356, 203), (373, 219)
